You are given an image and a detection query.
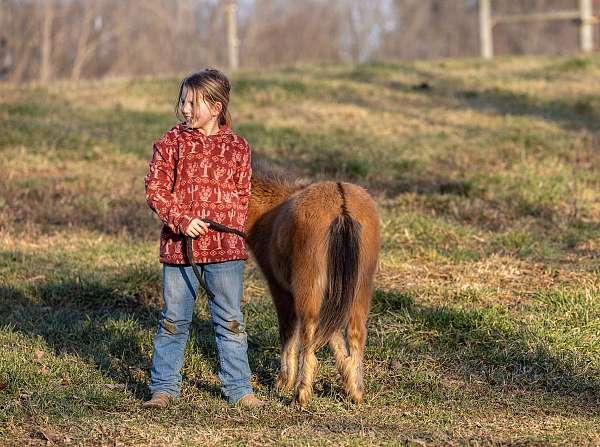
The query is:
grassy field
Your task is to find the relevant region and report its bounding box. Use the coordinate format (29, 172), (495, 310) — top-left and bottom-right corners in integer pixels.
(1, 55), (600, 446)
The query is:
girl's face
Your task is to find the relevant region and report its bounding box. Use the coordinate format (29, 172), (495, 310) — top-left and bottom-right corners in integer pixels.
(180, 86), (222, 130)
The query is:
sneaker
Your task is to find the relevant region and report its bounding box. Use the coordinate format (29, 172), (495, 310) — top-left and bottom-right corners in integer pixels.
(236, 393), (265, 408)
(141, 392), (172, 409)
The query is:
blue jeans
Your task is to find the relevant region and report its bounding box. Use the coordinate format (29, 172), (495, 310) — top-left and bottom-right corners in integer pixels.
(148, 261), (253, 404)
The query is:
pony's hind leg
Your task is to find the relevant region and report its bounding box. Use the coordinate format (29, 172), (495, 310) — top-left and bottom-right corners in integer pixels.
(329, 330), (354, 396)
(344, 311), (367, 403)
(330, 326), (365, 403)
(329, 330), (348, 367)
(294, 317), (318, 405)
(342, 280), (373, 403)
(267, 278), (299, 392)
(276, 322), (299, 392)
(291, 241), (326, 405)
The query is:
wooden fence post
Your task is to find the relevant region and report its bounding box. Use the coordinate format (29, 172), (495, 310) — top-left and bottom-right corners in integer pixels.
(479, 0), (493, 59)
(224, 0), (239, 71)
(580, 0), (593, 53)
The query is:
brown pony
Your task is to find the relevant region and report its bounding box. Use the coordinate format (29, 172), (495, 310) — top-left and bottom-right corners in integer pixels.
(245, 164), (380, 405)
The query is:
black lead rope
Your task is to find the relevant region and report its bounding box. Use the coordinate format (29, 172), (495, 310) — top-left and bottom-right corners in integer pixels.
(185, 218), (247, 300)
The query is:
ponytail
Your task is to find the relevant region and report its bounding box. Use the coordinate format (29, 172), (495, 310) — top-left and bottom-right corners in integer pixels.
(220, 110), (232, 128)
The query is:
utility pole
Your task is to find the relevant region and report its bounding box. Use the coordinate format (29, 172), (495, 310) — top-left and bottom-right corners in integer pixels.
(224, 0), (239, 71)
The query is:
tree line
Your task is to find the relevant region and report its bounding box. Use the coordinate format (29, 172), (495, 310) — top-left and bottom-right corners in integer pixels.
(0, 0), (596, 83)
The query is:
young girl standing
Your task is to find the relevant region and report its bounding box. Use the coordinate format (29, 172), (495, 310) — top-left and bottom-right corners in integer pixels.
(143, 69), (263, 408)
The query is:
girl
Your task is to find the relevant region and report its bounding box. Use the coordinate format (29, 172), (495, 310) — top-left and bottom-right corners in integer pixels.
(143, 68), (263, 408)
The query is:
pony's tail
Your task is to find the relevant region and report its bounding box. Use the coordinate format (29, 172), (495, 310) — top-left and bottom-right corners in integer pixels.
(315, 182), (362, 347)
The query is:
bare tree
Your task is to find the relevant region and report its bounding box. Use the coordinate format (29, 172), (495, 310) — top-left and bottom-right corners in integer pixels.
(376, 0), (479, 60)
(39, 0), (55, 83)
(341, 0), (386, 63)
(240, 0), (345, 66)
(70, 2), (96, 80)
(0, 0), (597, 83)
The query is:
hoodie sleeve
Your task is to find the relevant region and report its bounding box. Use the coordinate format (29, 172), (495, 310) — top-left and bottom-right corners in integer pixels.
(233, 138), (252, 231)
(144, 129), (194, 234)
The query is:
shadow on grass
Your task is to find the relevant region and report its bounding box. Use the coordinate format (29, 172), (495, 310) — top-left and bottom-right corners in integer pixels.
(0, 259), (280, 402)
(3, 247), (600, 413)
(452, 86), (600, 134)
(0, 93), (173, 158)
(247, 134), (478, 201)
(330, 61), (600, 134)
(371, 289), (600, 410)
(4, 180), (159, 240)
(240, 122), (382, 182)
(0, 278), (158, 400)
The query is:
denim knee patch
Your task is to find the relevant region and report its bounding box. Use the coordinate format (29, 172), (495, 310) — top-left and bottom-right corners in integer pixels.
(225, 319), (245, 335)
(159, 317), (178, 335)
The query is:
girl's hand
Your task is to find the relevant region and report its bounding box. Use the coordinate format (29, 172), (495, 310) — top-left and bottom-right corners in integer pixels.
(185, 218), (210, 237)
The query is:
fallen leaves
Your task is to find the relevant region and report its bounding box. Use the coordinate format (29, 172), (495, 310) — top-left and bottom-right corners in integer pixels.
(39, 428), (63, 444)
(33, 349), (51, 375)
(33, 349), (45, 362)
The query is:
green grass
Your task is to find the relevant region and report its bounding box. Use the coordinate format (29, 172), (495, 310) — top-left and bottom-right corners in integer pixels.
(1, 55), (600, 445)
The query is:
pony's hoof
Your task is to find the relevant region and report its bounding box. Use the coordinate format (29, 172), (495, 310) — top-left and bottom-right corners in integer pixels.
(275, 372), (293, 392)
(294, 387), (313, 406)
(347, 385), (364, 404)
(349, 391), (363, 404)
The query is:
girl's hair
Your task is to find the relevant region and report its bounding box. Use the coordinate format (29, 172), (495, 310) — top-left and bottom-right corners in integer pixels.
(175, 68), (232, 128)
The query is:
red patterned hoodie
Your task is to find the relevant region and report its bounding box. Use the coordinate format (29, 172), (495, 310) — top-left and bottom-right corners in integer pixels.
(145, 123), (251, 264)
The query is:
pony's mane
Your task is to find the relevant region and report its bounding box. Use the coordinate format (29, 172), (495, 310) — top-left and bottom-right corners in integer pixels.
(251, 158), (308, 196)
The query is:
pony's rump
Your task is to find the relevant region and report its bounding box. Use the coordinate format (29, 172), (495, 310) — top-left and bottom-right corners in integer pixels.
(315, 183), (362, 347)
